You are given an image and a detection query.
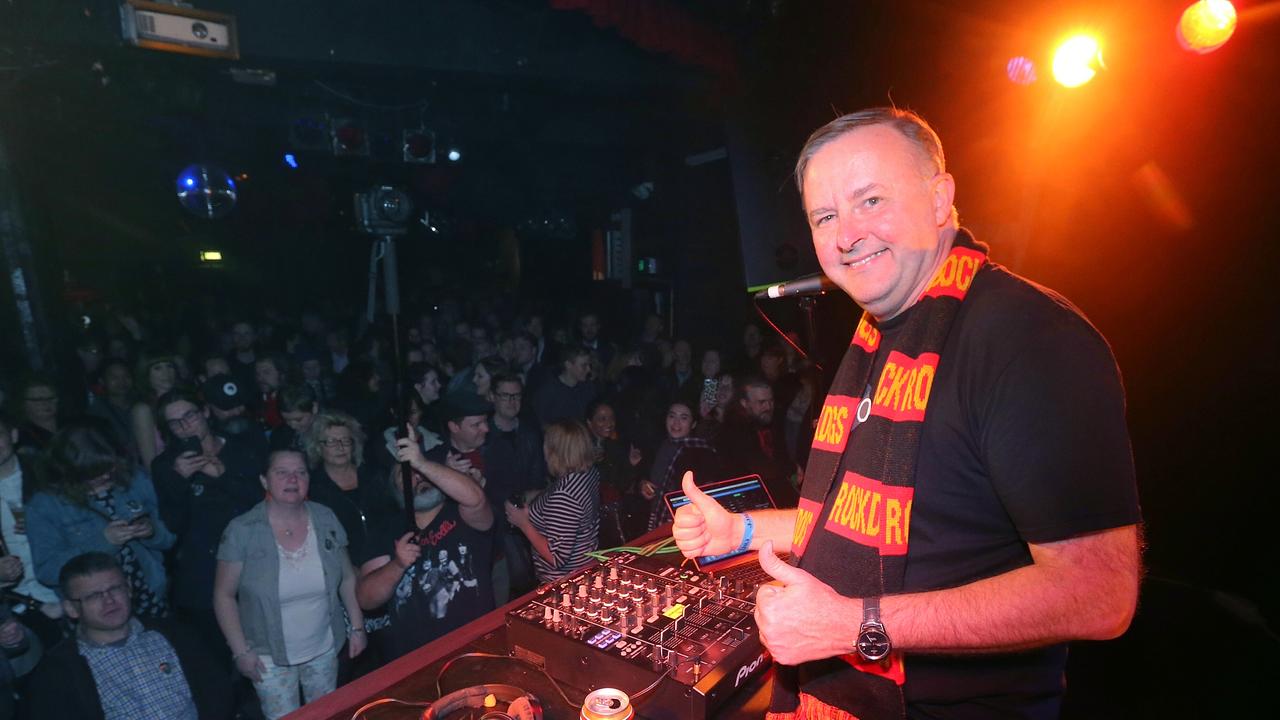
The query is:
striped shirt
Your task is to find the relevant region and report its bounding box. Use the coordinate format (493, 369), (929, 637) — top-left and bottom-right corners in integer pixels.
(78, 618), (198, 720)
(529, 467), (600, 581)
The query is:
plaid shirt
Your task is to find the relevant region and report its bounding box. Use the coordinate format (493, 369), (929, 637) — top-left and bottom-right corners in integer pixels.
(78, 618), (198, 720)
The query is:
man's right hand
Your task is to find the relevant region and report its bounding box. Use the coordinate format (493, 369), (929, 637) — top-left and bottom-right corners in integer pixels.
(672, 471), (740, 558)
(103, 520), (135, 546)
(0, 555), (24, 583)
(392, 531), (422, 570)
(173, 451), (207, 478)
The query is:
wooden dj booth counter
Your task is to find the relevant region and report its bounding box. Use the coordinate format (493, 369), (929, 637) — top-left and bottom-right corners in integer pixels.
(284, 529), (775, 720)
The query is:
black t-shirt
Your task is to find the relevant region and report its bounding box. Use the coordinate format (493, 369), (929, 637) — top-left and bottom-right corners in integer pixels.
(802, 264), (1140, 719)
(360, 500), (495, 663)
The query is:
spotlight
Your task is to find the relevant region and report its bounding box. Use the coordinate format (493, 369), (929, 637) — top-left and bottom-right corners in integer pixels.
(446, 148), (462, 162)
(332, 119), (369, 156)
(402, 128), (436, 164)
(1178, 0), (1237, 54)
(1052, 34), (1104, 88)
(199, 250), (223, 262)
(283, 153), (298, 169)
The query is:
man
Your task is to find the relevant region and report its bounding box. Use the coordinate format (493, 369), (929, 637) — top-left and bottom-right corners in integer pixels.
(356, 427), (493, 663)
(253, 352), (289, 430)
(86, 358), (139, 463)
(200, 373), (267, 453)
(661, 339), (696, 397)
(716, 376), (798, 507)
(531, 345), (597, 426)
(673, 108), (1141, 720)
(225, 321), (258, 398)
(150, 389), (265, 660)
(577, 311), (615, 368)
(482, 374), (545, 602)
(27, 552), (231, 719)
(425, 392), (492, 491)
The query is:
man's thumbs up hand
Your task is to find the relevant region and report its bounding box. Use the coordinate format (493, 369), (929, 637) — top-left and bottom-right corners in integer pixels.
(671, 471), (740, 558)
(753, 541), (849, 665)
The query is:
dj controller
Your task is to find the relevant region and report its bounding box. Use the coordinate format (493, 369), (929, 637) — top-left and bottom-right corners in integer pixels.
(505, 552), (775, 719)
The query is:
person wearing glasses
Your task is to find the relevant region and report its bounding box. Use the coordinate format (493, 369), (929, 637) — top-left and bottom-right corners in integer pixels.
(27, 551), (232, 720)
(305, 411), (394, 567)
(28, 420), (175, 619)
(481, 374), (545, 603)
(9, 375), (61, 457)
(150, 388), (265, 659)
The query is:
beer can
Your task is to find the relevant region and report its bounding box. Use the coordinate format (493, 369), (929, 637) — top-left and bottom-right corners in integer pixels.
(580, 688), (634, 720)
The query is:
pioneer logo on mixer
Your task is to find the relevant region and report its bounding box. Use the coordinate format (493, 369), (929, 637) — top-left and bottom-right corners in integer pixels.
(734, 651), (769, 688)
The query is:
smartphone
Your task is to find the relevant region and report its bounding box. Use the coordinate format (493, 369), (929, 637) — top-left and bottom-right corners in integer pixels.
(178, 435), (201, 456)
(700, 377), (719, 409)
(129, 512), (151, 526)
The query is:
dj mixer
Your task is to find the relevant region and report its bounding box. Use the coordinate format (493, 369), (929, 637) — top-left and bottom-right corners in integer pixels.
(505, 552), (776, 719)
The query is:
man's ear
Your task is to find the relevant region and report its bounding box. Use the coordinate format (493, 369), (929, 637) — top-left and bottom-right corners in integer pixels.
(63, 599), (80, 621)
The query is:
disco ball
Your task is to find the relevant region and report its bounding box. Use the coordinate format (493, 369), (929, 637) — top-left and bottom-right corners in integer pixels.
(176, 164), (237, 219)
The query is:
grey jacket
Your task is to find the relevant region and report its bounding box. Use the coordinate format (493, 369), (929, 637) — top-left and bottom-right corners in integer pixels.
(216, 501), (348, 665)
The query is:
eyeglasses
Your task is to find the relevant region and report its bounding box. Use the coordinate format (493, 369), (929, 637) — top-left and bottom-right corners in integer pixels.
(165, 409), (200, 428)
(70, 583), (129, 605)
(493, 392), (522, 402)
(322, 438), (355, 448)
(24, 395), (58, 404)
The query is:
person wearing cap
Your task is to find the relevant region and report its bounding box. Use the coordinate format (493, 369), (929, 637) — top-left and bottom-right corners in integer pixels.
(201, 374), (268, 455)
(423, 391), (493, 493)
(150, 388), (265, 660)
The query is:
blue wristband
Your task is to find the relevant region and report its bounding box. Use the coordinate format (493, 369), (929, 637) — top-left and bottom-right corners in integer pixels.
(735, 513), (754, 554)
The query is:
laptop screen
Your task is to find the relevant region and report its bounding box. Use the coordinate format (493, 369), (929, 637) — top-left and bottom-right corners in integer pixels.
(664, 475), (777, 568)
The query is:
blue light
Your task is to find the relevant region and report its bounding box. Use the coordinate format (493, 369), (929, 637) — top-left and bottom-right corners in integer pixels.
(284, 153), (299, 169)
(184, 177), (196, 187)
(447, 149), (461, 162)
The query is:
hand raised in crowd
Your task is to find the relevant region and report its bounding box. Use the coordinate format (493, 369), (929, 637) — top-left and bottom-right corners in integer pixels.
(235, 651), (266, 683)
(753, 540), (849, 666)
(395, 424), (426, 468)
(128, 514), (155, 540)
(503, 500), (531, 530)
(638, 480), (657, 500)
(173, 451), (208, 478)
(671, 471), (739, 558)
(0, 555), (24, 583)
(391, 531), (422, 570)
(0, 618), (25, 649)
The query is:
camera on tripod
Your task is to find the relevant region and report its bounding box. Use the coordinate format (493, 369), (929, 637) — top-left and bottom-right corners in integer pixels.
(354, 185), (413, 236)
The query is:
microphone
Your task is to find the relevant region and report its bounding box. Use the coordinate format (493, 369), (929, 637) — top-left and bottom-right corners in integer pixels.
(754, 272), (837, 300)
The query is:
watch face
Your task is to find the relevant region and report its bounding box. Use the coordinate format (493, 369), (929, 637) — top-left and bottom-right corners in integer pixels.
(857, 628), (891, 661)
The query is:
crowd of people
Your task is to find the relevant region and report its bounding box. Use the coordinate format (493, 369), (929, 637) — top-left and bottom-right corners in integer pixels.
(0, 297), (814, 719)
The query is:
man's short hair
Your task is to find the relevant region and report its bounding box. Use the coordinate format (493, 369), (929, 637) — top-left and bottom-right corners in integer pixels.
(738, 374), (772, 395)
(795, 106), (948, 198)
(59, 551), (123, 598)
(440, 391), (494, 425)
(154, 387), (203, 442)
(279, 384), (317, 414)
(490, 373), (523, 391)
(559, 344), (590, 368)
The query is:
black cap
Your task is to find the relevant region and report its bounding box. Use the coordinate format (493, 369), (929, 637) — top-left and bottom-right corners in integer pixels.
(439, 391), (492, 423)
(201, 373), (245, 411)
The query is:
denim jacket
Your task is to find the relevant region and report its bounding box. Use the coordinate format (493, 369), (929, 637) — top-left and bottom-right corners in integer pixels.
(27, 469), (175, 598)
(216, 501), (349, 665)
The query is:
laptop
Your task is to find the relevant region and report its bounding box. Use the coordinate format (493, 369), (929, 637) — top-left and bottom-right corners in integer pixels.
(662, 474), (782, 572)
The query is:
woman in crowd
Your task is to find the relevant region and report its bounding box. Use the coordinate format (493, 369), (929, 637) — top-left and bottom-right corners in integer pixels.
(28, 420), (174, 616)
(585, 401), (646, 547)
(640, 399), (720, 532)
(130, 350), (179, 466)
(213, 449), (365, 720)
(9, 375), (61, 456)
(504, 420), (599, 582)
(447, 356), (506, 399)
(305, 411), (394, 561)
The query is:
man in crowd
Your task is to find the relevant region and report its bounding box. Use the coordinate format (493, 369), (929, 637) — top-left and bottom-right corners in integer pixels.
(253, 352), (289, 431)
(672, 107), (1141, 720)
(225, 321), (258, 399)
(532, 345), (596, 426)
(270, 384), (319, 452)
(200, 373), (267, 454)
(356, 428), (494, 663)
(482, 374), (545, 602)
(426, 392), (492, 493)
(716, 376), (798, 507)
(27, 551), (231, 719)
(86, 358), (139, 464)
(577, 311), (615, 368)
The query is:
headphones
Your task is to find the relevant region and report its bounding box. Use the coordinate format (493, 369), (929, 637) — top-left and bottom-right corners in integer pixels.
(422, 684), (543, 720)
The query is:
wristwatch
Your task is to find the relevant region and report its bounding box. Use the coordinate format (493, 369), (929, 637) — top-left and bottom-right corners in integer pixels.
(855, 596), (892, 662)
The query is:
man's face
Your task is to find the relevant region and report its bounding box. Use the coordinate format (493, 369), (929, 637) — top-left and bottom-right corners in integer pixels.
(513, 337), (535, 366)
(255, 360), (281, 393)
(103, 364), (133, 399)
(803, 124), (955, 322)
(760, 352), (784, 380)
(231, 322), (256, 352)
(163, 399), (209, 441)
(449, 415), (489, 452)
(301, 358), (322, 382)
(492, 381), (523, 422)
(63, 569), (132, 634)
(282, 407), (315, 433)
(741, 385), (775, 427)
(566, 355), (592, 383)
(673, 340), (692, 366)
(204, 357), (231, 380)
(579, 315), (600, 341)
(23, 385), (59, 426)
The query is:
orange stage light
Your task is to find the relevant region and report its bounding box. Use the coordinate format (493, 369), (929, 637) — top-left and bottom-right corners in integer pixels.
(1178, 0), (1238, 54)
(1052, 34), (1104, 88)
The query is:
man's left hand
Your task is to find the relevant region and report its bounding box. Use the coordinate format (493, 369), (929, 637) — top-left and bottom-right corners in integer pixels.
(0, 619), (24, 649)
(753, 541), (854, 665)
